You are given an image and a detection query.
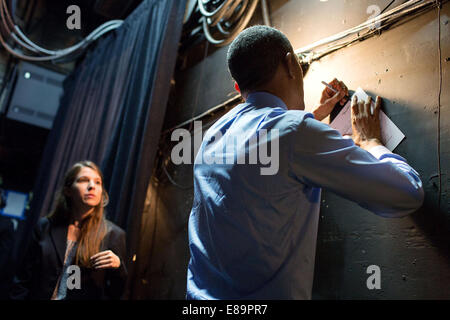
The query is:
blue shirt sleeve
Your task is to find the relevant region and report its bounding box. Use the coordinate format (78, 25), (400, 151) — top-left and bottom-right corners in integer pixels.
(288, 117), (424, 218)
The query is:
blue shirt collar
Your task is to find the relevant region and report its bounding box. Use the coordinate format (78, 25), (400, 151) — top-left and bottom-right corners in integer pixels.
(245, 91), (288, 110)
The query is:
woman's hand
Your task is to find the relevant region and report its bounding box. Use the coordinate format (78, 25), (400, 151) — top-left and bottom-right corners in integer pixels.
(90, 250), (121, 269)
(313, 78), (348, 121)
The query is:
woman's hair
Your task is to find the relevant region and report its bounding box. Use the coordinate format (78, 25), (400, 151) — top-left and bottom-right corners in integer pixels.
(48, 160), (109, 267)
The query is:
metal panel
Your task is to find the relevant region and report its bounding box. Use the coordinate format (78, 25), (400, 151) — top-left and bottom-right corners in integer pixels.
(6, 62), (66, 129)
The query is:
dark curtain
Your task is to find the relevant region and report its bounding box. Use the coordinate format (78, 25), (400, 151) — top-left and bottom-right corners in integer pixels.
(17, 0), (186, 297)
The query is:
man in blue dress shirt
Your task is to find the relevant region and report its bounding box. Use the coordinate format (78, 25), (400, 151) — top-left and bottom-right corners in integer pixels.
(186, 26), (424, 300)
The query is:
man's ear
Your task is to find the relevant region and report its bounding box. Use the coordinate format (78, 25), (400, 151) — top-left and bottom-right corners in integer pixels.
(284, 52), (296, 79)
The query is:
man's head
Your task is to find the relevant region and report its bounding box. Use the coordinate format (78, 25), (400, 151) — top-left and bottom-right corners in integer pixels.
(227, 25), (305, 110)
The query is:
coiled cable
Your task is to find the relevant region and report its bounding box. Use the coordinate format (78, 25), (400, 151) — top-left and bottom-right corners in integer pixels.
(0, 0), (123, 62)
(198, 0), (260, 47)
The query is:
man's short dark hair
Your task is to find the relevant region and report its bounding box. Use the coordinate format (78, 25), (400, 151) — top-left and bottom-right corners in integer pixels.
(227, 25), (294, 92)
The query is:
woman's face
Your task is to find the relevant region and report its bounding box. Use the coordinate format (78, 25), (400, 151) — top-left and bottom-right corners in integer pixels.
(67, 167), (103, 209)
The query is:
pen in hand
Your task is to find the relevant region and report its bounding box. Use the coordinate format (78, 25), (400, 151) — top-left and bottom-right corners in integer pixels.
(321, 81), (338, 93)
(321, 80), (350, 106)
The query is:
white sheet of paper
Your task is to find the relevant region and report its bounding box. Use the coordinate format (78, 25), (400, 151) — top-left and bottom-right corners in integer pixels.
(329, 87), (405, 151)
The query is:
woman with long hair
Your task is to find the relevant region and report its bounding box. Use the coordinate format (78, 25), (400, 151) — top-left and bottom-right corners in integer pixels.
(11, 161), (127, 300)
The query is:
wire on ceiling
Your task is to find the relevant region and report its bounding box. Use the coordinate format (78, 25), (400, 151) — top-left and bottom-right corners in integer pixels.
(295, 0), (448, 66)
(198, 0), (260, 47)
(0, 0), (123, 62)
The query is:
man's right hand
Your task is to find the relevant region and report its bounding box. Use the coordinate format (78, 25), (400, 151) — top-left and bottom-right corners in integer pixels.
(351, 95), (383, 150)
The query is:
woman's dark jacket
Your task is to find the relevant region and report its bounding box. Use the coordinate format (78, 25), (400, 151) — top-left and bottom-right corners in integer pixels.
(10, 216), (127, 300)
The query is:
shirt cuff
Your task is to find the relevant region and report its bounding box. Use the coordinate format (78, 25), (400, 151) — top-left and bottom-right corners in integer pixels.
(367, 145), (392, 159)
(368, 145), (408, 163)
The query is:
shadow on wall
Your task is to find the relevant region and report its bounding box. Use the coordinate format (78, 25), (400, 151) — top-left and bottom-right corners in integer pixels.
(311, 201), (346, 300)
(130, 138), (194, 299)
(412, 191), (450, 269)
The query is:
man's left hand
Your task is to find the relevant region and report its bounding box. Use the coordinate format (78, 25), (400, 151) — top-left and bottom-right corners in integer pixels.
(313, 78), (348, 121)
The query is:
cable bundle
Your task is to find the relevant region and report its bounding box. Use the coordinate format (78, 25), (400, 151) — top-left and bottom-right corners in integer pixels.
(0, 0), (123, 62)
(198, 0), (260, 47)
(295, 0), (446, 65)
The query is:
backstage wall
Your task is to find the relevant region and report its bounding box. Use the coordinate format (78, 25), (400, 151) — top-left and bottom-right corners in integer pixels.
(133, 0), (449, 299)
